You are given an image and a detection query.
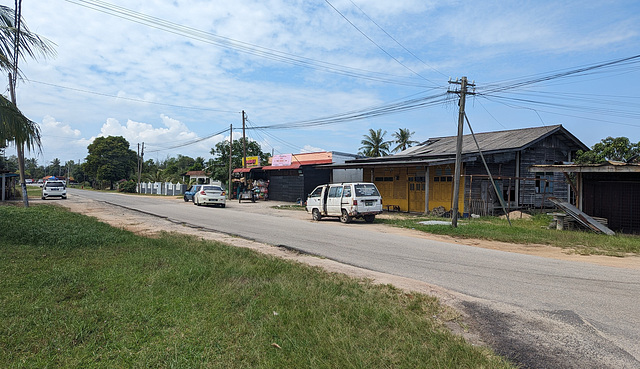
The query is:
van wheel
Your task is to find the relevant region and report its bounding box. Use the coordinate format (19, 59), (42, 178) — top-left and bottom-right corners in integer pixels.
(340, 209), (352, 223)
(364, 215), (375, 223)
(312, 208), (322, 221)
(184, 195), (189, 202)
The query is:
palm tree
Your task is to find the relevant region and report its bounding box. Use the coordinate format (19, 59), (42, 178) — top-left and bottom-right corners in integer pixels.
(392, 128), (418, 153)
(0, 6), (54, 76)
(0, 95), (40, 153)
(359, 128), (392, 157)
(0, 4), (55, 206)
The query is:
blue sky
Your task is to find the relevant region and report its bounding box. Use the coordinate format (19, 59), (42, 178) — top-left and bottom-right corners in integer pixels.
(7, 0), (640, 166)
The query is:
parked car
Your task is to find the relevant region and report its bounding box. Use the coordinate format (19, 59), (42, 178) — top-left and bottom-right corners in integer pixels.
(306, 182), (382, 223)
(193, 185), (226, 207)
(41, 180), (67, 200)
(183, 185), (202, 202)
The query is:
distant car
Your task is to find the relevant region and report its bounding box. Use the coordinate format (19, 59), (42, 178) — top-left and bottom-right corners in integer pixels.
(183, 185), (202, 202)
(41, 180), (67, 200)
(193, 185), (226, 207)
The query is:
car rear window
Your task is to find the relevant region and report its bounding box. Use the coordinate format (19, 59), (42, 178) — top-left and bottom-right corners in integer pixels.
(46, 182), (64, 187)
(354, 184), (379, 197)
(202, 186), (223, 191)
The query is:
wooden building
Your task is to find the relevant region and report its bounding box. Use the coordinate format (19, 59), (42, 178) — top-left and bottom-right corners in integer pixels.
(530, 161), (640, 234)
(329, 125), (588, 215)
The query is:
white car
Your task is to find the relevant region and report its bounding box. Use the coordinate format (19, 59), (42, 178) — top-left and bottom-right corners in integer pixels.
(193, 185), (226, 207)
(42, 180), (67, 200)
(306, 182), (382, 223)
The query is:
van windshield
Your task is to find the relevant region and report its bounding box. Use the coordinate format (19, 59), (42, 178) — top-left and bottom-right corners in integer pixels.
(354, 184), (379, 197)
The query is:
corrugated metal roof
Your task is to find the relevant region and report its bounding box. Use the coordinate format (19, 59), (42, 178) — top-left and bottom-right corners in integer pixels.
(530, 161), (640, 173)
(397, 125), (577, 157)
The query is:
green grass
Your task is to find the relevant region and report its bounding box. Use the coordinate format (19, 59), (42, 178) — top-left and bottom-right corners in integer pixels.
(379, 214), (640, 256)
(0, 204), (512, 368)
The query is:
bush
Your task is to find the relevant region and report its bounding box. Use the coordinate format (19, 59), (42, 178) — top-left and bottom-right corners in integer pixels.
(119, 180), (138, 193)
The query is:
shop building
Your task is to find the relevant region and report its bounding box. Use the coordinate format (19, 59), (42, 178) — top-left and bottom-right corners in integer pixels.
(232, 151), (362, 202)
(327, 125), (588, 215)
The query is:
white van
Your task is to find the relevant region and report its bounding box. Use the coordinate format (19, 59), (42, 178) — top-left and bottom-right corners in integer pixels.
(306, 182), (383, 223)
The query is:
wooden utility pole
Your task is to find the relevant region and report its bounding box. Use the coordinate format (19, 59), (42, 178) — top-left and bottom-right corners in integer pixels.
(228, 124), (232, 199)
(137, 142), (144, 193)
(242, 110), (247, 168)
(449, 77), (475, 227)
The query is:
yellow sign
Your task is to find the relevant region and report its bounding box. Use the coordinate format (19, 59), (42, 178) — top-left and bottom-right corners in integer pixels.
(243, 156), (260, 168)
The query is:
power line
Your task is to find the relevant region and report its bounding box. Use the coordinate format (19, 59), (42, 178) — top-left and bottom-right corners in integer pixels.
(324, 0), (439, 86)
(144, 127), (230, 153)
(247, 91), (450, 130)
(65, 0), (436, 88)
(29, 80), (240, 113)
(479, 54), (640, 94)
(346, 0), (448, 79)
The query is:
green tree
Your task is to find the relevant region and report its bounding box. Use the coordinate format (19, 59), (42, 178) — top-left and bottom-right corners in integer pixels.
(575, 137), (640, 164)
(143, 168), (179, 183)
(1, 153), (17, 172)
(84, 136), (137, 190)
(48, 157), (61, 177)
(163, 155), (195, 176)
(359, 128), (391, 157)
(391, 128), (418, 153)
(209, 138), (270, 184)
(188, 156), (205, 172)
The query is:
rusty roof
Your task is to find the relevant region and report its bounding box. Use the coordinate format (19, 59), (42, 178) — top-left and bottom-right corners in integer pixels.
(396, 124), (587, 158)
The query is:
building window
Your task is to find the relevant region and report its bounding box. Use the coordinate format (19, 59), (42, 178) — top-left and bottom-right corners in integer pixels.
(535, 173), (554, 193)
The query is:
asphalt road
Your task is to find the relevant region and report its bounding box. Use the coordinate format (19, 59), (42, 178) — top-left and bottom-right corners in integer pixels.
(67, 189), (640, 368)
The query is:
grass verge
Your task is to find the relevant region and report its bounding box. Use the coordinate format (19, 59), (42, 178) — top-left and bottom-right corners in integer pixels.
(0, 204), (513, 368)
(379, 214), (640, 256)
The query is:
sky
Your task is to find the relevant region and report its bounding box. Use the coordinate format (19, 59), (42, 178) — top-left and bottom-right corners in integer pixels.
(5, 0), (640, 166)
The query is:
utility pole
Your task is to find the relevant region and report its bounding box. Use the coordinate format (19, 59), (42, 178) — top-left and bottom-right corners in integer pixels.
(228, 124), (232, 199)
(448, 77), (475, 227)
(137, 142), (144, 193)
(242, 110), (247, 168)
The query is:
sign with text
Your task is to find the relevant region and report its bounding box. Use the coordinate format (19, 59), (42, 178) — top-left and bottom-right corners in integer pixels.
(271, 153), (292, 167)
(243, 156), (260, 168)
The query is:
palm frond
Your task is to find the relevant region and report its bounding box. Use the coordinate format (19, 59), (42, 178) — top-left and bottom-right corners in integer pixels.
(0, 94), (41, 152)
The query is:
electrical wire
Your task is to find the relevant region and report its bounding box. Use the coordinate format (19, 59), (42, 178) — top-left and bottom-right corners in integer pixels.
(144, 127), (229, 153)
(29, 80), (240, 113)
(346, 0), (448, 79)
(246, 91), (450, 130)
(478, 54), (640, 94)
(324, 0), (439, 86)
(65, 0), (436, 88)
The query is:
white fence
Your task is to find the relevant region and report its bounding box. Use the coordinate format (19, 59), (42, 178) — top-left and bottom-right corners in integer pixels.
(139, 182), (188, 196)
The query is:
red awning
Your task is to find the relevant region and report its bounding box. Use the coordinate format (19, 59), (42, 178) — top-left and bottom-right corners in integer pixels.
(232, 167), (260, 173)
(262, 163), (301, 171)
(262, 159), (333, 171)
